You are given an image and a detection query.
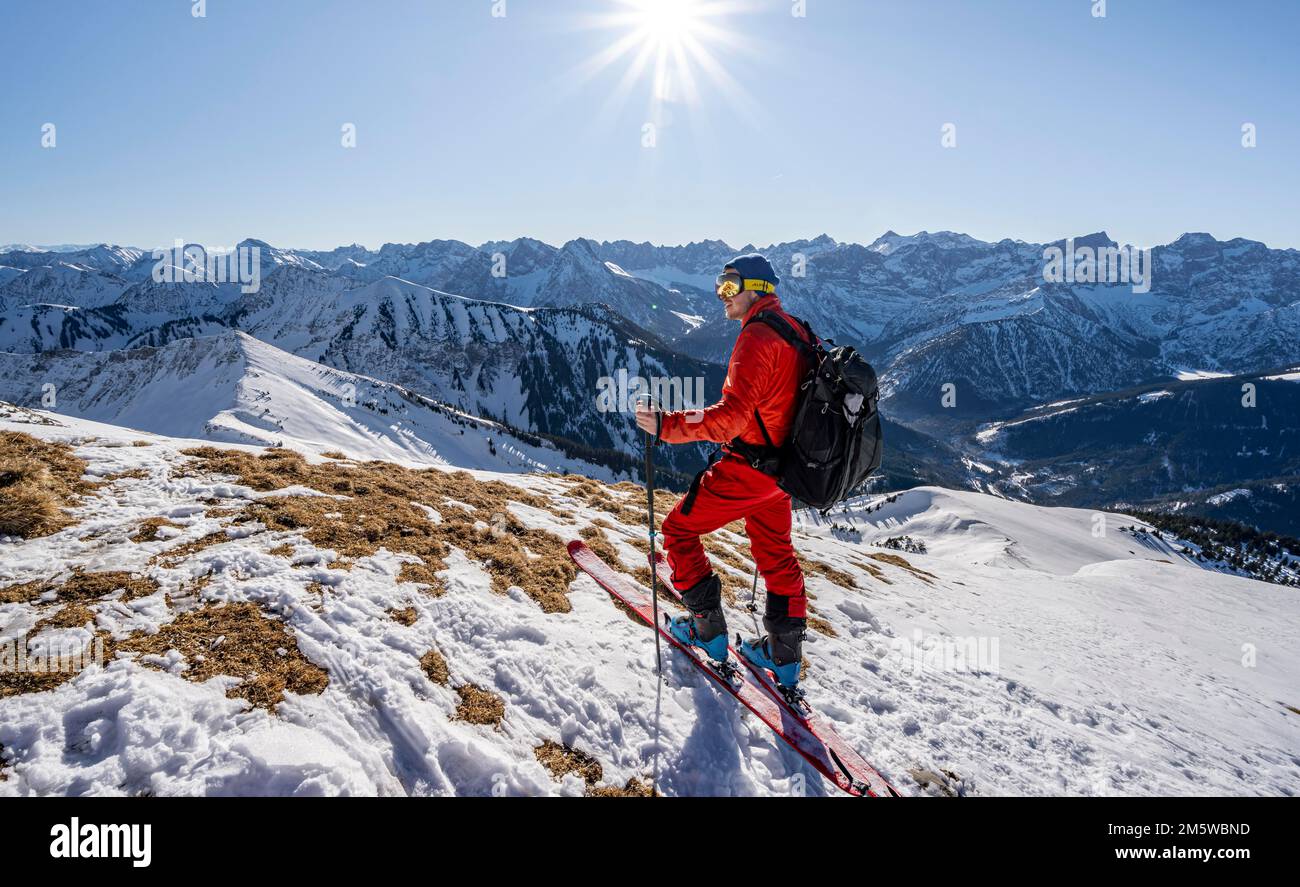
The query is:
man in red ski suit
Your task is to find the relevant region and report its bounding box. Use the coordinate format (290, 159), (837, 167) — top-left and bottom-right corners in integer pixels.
(635, 253), (812, 690)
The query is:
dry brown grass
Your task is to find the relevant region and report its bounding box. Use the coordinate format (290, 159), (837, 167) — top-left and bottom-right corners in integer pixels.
(131, 516), (181, 543)
(535, 740), (604, 785)
(320, 450), (348, 459)
(578, 523), (622, 564)
(851, 559), (891, 584)
(0, 570), (324, 710)
(150, 530), (235, 565)
(798, 554), (859, 589)
(0, 631), (110, 699)
(116, 602), (328, 710)
(0, 569), (159, 606)
(32, 601), (97, 633)
(396, 560), (444, 594)
(586, 777), (656, 797)
(183, 447), (577, 613)
(420, 648), (450, 685)
(102, 468), (149, 482)
(806, 611), (838, 638)
(0, 431), (92, 538)
(388, 606), (418, 626)
(867, 551), (937, 582)
(704, 537), (751, 572)
(0, 663), (86, 698)
(132, 440), (153, 447)
(455, 683), (505, 727)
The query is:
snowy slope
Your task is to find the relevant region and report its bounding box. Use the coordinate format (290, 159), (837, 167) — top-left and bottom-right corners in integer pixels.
(1, 409), (1296, 797)
(0, 332), (610, 477)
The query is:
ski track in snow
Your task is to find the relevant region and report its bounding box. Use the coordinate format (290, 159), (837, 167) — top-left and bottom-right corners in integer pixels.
(1, 411), (1297, 797)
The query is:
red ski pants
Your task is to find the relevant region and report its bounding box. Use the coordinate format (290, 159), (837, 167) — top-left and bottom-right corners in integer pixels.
(661, 453), (807, 618)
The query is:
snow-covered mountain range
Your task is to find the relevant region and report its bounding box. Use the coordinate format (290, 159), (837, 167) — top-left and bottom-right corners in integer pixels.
(4, 230), (1297, 420)
(2, 230), (1298, 529)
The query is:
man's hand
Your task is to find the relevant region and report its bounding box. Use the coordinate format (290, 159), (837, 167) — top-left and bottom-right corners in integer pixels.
(635, 401), (661, 437)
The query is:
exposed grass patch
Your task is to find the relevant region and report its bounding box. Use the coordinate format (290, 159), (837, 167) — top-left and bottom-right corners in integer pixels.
(389, 606), (418, 626)
(0, 569), (159, 606)
(0, 633), (107, 698)
(320, 450), (348, 459)
(102, 468), (149, 482)
(420, 648), (449, 685)
(397, 560), (444, 594)
(851, 560), (891, 584)
(587, 778), (655, 797)
(0, 667), (83, 698)
(579, 524), (622, 565)
(32, 601), (97, 633)
(798, 555), (859, 589)
(0, 431), (91, 538)
(535, 740), (604, 785)
(131, 440), (153, 447)
(455, 683), (505, 727)
(704, 537), (751, 572)
(806, 611), (838, 638)
(131, 517), (181, 543)
(116, 601), (328, 710)
(866, 552), (937, 582)
(183, 447), (576, 612)
(150, 530), (236, 565)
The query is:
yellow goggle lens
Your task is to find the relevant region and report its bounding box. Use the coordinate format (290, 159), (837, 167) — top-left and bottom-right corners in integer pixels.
(715, 273), (743, 299)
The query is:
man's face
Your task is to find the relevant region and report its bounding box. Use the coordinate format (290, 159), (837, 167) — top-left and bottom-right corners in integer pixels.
(717, 268), (764, 320)
(721, 288), (760, 320)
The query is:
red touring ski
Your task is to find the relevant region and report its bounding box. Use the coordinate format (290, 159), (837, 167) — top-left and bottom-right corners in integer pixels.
(568, 539), (899, 797)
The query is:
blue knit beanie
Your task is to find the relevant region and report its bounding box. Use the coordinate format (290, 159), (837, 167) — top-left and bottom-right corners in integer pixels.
(726, 253), (779, 290)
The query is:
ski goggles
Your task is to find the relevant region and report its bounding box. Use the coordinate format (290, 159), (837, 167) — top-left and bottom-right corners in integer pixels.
(715, 272), (776, 300)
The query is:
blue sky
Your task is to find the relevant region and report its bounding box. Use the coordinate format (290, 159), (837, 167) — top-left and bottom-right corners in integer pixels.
(1, 0), (1297, 250)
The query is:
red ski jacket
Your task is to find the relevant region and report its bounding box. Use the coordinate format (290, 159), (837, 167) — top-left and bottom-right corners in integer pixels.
(660, 296), (812, 449)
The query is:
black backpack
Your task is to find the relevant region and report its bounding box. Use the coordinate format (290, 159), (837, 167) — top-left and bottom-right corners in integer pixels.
(731, 310), (884, 511)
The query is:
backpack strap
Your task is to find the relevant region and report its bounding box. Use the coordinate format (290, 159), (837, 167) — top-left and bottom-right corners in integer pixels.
(729, 310), (819, 473)
(742, 310), (818, 359)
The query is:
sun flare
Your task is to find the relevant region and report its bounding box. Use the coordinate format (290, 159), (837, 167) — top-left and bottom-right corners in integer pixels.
(576, 0), (753, 111)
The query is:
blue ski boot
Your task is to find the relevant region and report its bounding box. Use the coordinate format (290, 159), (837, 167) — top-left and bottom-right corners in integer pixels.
(740, 607), (807, 704)
(738, 636), (801, 689)
(666, 574), (728, 662)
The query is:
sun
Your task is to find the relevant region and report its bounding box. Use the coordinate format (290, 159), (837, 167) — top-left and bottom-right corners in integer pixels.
(573, 0), (755, 112)
(636, 0), (703, 47)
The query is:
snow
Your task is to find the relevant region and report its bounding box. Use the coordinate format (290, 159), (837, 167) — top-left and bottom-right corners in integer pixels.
(0, 331), (611, 478)
(670, 310), (706, 331)
(2, 412), (1296, 796)
(1175, 369), (1232, 381)
(1206, 488), (1252, 506)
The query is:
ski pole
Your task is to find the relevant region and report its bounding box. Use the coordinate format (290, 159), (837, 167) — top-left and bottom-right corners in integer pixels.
(637, 394), (663, 674)
(637, 394), (663, 797)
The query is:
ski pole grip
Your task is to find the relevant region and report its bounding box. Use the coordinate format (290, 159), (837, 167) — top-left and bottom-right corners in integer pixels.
(635, 394), (662, 446)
